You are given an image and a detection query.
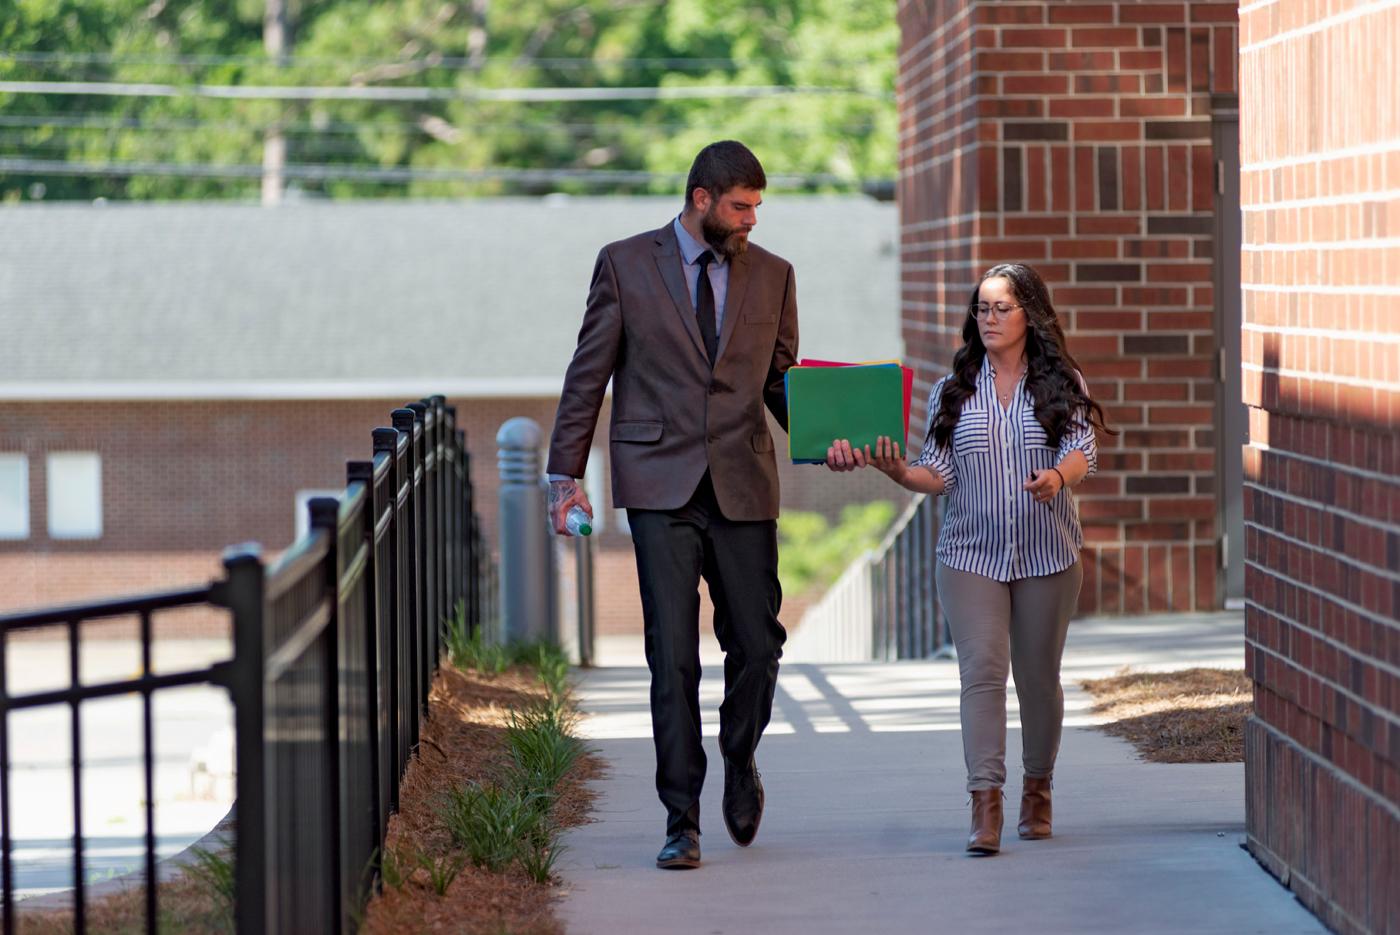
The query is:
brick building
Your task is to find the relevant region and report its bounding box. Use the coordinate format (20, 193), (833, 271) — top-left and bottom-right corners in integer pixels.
(0, 197), (897, 630)
(897, 0), (1242, 615)
(898, 2), (1397, 932)
(1238, 2), (1400, 932)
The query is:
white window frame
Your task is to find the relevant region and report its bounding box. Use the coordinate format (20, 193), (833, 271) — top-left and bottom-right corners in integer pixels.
(0, 454), (29, 540)
(46, 452), (103, 540)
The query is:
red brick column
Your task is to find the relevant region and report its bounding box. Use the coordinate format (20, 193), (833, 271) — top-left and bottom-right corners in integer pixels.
(897, 0), (1239, 614)
(1239, 2), (1400, 932)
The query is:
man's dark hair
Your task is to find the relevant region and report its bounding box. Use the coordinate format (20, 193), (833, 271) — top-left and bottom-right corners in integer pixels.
(684, 140), (766, 209)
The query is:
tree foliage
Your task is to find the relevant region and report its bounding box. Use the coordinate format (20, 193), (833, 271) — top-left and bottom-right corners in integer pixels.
(1, 0), (896, 201)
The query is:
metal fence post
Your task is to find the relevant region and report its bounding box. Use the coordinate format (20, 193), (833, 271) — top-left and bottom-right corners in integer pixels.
(222, 545), (268, 935)
(575, 535), (595, 667)
(496, 418), (555, 644)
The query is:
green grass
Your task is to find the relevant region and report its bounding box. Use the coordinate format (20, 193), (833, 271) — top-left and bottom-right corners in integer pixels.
(441, 601), (574, 687)
(184, 846), (235, 916)
(431, 603), (584, 886)
(505, 704), (583, 792)
(438, 780), (550, 873)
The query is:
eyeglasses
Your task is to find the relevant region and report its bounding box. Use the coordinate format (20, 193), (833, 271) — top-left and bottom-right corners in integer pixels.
(973, 302), (1022, 320)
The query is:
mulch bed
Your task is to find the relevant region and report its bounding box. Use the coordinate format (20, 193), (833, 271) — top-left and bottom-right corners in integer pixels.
(359, 664), (603, 935)
(1079, 667), (1252, 763)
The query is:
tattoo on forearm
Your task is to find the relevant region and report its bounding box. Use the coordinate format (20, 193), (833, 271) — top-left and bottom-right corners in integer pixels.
(548, 480), (576, 511)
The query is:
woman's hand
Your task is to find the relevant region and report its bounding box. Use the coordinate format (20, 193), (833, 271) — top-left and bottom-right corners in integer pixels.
(1023, 468), (1064, 503)
(866, 436), (908, 483)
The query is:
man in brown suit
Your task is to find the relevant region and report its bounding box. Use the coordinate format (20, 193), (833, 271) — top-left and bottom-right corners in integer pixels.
(547, 141), (797, 869)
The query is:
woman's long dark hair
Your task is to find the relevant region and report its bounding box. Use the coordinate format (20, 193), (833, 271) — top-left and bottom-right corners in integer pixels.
(930, 263), (1115, 449)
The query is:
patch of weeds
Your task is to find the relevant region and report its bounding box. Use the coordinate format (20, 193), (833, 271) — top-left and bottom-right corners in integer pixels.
(375, 844), (409, 890)
(438, 781), (549, 873)
(506, 705), (583, 792)
(185, 846), (235, 916)
(517, 835), (565, 885)
(441, 603), (510, 675)
(416, 851), (466, 896)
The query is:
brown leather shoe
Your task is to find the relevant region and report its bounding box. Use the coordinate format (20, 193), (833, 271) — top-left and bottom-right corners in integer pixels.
(1018, 775), (1053, 839)
(966, 789), (1003, 854)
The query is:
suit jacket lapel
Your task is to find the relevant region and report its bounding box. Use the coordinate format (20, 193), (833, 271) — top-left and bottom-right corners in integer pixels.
(652, 226), (709, 362)
(715, 250), (750, 363)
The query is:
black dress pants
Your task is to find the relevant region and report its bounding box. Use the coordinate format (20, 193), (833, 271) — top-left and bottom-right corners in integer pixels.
(626, 472), (786, 836)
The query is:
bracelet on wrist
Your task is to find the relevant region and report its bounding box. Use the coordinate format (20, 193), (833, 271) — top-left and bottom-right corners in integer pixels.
(1051, 466), (1067, 489)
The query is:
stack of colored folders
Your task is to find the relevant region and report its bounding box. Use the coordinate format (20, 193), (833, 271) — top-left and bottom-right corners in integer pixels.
(785, 358), (914, 464)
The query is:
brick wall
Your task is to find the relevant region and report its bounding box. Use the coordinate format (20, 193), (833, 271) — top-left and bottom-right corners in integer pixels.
(0, 398), (890, 629)
(1239, 2), (1400, 932)
(897, 0), (1239, 614)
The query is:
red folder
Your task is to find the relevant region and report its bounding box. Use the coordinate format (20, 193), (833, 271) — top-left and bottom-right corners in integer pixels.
(798, 358), (913, 433)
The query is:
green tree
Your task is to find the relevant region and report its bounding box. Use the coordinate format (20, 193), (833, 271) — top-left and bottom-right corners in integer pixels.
(1, 0), (896, 201)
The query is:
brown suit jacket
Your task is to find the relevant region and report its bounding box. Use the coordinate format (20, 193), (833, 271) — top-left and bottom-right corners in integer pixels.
(547, 222), (799, 521)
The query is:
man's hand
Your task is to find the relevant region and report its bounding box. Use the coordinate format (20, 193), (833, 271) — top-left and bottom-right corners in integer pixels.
(825, 438), (867, 472)
(549, 479), (594, 535)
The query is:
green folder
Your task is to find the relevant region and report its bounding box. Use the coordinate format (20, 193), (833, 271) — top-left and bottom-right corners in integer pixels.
(786, 364), (907, 463)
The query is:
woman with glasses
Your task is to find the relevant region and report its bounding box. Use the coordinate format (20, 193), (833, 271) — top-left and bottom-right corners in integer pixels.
(825, 262), (1113, 855)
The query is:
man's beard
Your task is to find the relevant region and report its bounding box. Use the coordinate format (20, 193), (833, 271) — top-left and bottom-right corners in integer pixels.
(701, 208), (749, 258)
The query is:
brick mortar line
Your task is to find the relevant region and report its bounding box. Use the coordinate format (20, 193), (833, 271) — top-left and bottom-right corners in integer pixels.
(1244, 521), (1400, 587)
(1241, 282), (1400, 296)
(1238, 188), (1400, 211)
(896, 6), (976, 70)
(1240, 138), (1400, 173)
(1246, 639), (1400, 767)
(1242, 323), (1400, 345)
(903, 130), (982, 167)
(1244, 444), (1397, 488)
(898, 48), (979, 106)
(1239, 0), (1400, 54)
(1245, 596), (1400, 688)
(1240, 831), (1370, 935)
(1243, 237), (1400, 251)
(1245, 470), (1400, 537)
(1241, 362), (1400, 393)
(1245, 713), (1400, 825)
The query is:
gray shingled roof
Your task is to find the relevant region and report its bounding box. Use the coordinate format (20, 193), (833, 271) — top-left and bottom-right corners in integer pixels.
(0, 196), (898, 398)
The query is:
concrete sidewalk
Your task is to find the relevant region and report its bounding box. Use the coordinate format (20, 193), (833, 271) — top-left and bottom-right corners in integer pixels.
(556, 612), (1324, 934)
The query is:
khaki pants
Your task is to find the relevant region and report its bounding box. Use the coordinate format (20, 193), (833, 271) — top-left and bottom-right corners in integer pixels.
(935, 561), (1083, 792)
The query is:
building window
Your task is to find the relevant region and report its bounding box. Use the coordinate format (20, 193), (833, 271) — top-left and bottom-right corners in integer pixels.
(0, 454), (29, 539)
(47, 452), (103, 539)
(294, 489), (341, 542)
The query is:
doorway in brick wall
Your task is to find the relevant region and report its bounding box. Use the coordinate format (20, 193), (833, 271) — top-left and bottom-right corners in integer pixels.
(1213, 96), (1244, 608)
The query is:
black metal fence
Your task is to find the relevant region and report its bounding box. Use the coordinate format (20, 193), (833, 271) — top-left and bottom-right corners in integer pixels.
(0, 395), (496, 935)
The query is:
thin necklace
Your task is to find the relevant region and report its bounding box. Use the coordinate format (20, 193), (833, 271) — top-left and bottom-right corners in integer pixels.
(997, 363), (1027, 403)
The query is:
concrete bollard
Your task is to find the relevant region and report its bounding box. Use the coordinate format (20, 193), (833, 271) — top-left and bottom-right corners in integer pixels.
(496, 417), (556, 644)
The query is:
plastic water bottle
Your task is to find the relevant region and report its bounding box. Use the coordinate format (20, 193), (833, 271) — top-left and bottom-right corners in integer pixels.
(564, 505), (593, 536)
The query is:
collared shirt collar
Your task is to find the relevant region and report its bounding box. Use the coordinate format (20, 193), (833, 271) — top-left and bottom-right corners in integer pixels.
(673, 215), (727, 268)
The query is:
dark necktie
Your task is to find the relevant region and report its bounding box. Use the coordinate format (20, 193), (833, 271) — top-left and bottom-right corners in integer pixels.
(695, 250), (718, 364)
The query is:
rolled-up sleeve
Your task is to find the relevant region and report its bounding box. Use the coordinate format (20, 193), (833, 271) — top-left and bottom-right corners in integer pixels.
(1057, 371), (1098, 476)
(910, 376), (957, 494)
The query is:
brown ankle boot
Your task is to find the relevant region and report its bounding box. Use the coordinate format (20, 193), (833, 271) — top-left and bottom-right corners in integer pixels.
(966, 789), (1003, 854)
(1018, 776), (1053, 839)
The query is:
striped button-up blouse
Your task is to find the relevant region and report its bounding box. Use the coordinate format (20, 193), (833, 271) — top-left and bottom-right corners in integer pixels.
(910, 361), (1098, 582)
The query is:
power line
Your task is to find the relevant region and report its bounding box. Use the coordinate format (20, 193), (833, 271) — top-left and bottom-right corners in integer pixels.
(0, 113), (882, 136)
(0, 156), (869, 189)
(0, 50), (891, 73)
(0, 80), (888, 103)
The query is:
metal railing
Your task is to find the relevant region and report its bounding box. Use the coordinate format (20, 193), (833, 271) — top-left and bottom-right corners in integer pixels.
(787, 494), (950, 662)
(0, 395), (495, 935)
